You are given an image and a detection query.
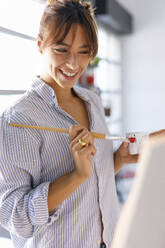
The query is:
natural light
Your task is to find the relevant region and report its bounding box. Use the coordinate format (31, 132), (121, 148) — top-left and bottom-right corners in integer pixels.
(0, 0), (44, 115)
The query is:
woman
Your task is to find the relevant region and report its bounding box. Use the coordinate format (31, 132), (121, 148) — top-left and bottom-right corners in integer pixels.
(0, 1), (164, 247)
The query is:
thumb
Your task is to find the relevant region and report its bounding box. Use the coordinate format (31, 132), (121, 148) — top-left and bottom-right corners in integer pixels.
(123, 142), (129, 148)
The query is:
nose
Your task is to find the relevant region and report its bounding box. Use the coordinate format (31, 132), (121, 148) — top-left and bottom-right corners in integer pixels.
(65, 53), (78, 70)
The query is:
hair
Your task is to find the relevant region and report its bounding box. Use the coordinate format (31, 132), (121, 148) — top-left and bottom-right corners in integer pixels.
(38, 0), (98, 59)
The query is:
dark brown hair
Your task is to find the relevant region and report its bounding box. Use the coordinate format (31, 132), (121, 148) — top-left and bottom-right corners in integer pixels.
(38, 0), (98, 59)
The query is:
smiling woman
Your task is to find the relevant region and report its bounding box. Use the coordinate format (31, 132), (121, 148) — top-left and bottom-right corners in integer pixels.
(39, 24), (91, 92)
(0, 1), (122, 248)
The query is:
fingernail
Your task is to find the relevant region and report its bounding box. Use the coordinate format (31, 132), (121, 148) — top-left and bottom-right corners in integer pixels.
(124, 142), (128, 148)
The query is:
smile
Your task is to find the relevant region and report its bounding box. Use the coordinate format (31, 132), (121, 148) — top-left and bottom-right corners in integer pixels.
(59, 69), (78, 79)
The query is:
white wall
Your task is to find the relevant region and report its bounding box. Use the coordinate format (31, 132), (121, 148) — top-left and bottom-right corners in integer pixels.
(118, 0), (165, 133)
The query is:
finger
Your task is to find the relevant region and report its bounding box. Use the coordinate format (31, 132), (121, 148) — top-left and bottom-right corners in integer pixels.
(72, 137), (87, 151)
(119, 142), (129, 154)
(81, 132), (94, 145)
(70, 128), (94, 148)
(71, 132), (94, 151)
(123, 142), (129, 148)
(69, 125), (88, 141)
(70, 130), (89, 149)
(126, 154), (139, 164)
(80, 144), (97, 156)
(119, 141), (129, 149)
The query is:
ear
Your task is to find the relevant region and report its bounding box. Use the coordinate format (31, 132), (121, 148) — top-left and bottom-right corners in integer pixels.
(37, 35), (43, 53)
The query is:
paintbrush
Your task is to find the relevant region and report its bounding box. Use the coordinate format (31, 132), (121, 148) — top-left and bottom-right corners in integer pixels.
(8, 122), (130, 142)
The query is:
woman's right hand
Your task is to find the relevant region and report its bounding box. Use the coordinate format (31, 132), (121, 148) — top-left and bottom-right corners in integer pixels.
(69, 125), (97, 179)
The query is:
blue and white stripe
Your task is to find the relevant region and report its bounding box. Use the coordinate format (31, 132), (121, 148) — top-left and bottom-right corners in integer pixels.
(0, 77), (119, 248)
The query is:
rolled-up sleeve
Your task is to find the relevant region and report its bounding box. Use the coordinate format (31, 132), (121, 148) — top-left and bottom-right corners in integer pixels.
(0, 111), (52, 238)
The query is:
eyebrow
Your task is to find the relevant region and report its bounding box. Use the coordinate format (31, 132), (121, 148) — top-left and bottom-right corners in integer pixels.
(56, 42), (89, 49)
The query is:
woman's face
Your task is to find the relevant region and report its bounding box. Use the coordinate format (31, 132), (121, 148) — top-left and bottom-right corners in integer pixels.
(39, 24), (91, 89)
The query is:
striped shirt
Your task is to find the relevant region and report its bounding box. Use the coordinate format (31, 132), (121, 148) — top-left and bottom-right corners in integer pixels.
(0, 77), (119, 248)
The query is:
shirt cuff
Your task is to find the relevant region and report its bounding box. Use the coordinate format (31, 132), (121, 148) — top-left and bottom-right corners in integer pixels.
(28, 181), (51, 226)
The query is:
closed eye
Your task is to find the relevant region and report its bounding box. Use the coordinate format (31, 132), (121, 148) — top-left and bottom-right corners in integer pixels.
(79, 51), (89, 54)
(53, 48), (89, 54)
(54, 49), (68, 53)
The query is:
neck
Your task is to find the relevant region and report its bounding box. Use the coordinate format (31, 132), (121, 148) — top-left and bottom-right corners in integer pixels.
(53, 85), (75, 104)
(39, 75), (76, 103)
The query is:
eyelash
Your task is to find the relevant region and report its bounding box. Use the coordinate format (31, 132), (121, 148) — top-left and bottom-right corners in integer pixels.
(80, 51), (89, 54)
(54, 49), (89, 54)
(55, 49), (67, 53)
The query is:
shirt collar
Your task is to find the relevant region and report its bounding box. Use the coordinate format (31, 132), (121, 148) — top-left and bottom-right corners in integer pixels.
(30, 76), (91, 107)
(30, 77), (57, 107)
(72, 86), (90, 104)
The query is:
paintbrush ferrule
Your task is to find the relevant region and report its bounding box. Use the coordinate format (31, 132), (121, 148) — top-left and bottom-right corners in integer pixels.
(106, 136), (130, 142)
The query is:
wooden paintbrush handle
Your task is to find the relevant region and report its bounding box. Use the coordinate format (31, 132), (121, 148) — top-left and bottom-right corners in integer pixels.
(8, 123), (106, 140)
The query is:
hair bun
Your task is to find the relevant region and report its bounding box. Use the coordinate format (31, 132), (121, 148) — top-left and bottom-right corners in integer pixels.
(47, 0), (95, 16)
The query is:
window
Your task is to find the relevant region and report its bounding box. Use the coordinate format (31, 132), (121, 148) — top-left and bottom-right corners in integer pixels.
(0, 0), (44, 115)
(95, 24), (122, 136)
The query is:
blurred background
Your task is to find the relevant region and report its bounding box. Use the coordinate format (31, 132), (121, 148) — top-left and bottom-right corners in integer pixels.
(0, 0), (165, 244)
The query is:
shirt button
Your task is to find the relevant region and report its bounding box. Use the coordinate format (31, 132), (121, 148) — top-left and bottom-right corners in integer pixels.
(100, 242), (106, 248)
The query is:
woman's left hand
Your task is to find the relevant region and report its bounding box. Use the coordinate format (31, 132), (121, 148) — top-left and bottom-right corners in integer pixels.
(114, 129), (165, 173)
(114, 142), (138, 174)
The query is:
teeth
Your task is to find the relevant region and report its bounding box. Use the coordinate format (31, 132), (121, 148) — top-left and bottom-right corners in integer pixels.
(61, 70), (76, 77)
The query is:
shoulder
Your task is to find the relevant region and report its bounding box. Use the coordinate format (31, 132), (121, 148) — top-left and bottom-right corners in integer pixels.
(0, 92), (42, 144)
(1, 90), (39, 127)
